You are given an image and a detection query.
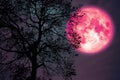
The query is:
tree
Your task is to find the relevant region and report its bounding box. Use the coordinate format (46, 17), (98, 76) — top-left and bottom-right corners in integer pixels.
(0, 0), (78, 80)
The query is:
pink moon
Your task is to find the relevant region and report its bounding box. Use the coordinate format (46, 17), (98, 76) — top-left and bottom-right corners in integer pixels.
(66, 6), (114, 55)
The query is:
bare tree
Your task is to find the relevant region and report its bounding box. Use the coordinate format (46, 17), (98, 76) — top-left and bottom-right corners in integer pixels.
(0, 0), (78, 80)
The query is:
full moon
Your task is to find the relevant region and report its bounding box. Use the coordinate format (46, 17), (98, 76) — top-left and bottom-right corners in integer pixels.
(66, 6), (114, 55)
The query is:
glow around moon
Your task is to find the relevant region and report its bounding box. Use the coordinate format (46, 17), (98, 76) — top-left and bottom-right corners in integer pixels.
(66, 6), (114, 55)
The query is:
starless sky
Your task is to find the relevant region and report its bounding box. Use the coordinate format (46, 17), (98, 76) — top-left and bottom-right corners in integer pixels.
(1, 0), (120, 80)
(71, 0), (120, 80)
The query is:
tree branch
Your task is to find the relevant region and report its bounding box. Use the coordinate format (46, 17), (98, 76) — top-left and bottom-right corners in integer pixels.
(0, 46), (25, 53)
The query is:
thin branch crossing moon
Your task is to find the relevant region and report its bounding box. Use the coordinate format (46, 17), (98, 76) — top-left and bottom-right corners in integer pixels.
(66, 6), (114, 55)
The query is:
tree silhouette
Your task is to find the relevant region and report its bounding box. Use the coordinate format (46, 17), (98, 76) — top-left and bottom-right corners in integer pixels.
(0, 0), (79, 80)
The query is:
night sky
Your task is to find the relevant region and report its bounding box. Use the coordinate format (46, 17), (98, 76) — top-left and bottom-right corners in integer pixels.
(1, 0), (120, 80)
(72, 0), (120, 80)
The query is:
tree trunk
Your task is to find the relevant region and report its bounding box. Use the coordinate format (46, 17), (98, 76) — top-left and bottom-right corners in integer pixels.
(31, 64), (37, 80)
(31, 53), (37, 80)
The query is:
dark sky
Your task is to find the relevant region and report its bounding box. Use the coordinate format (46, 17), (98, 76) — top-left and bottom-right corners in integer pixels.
(1, 0), (120, 80)
(72, 0), (120, 80)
